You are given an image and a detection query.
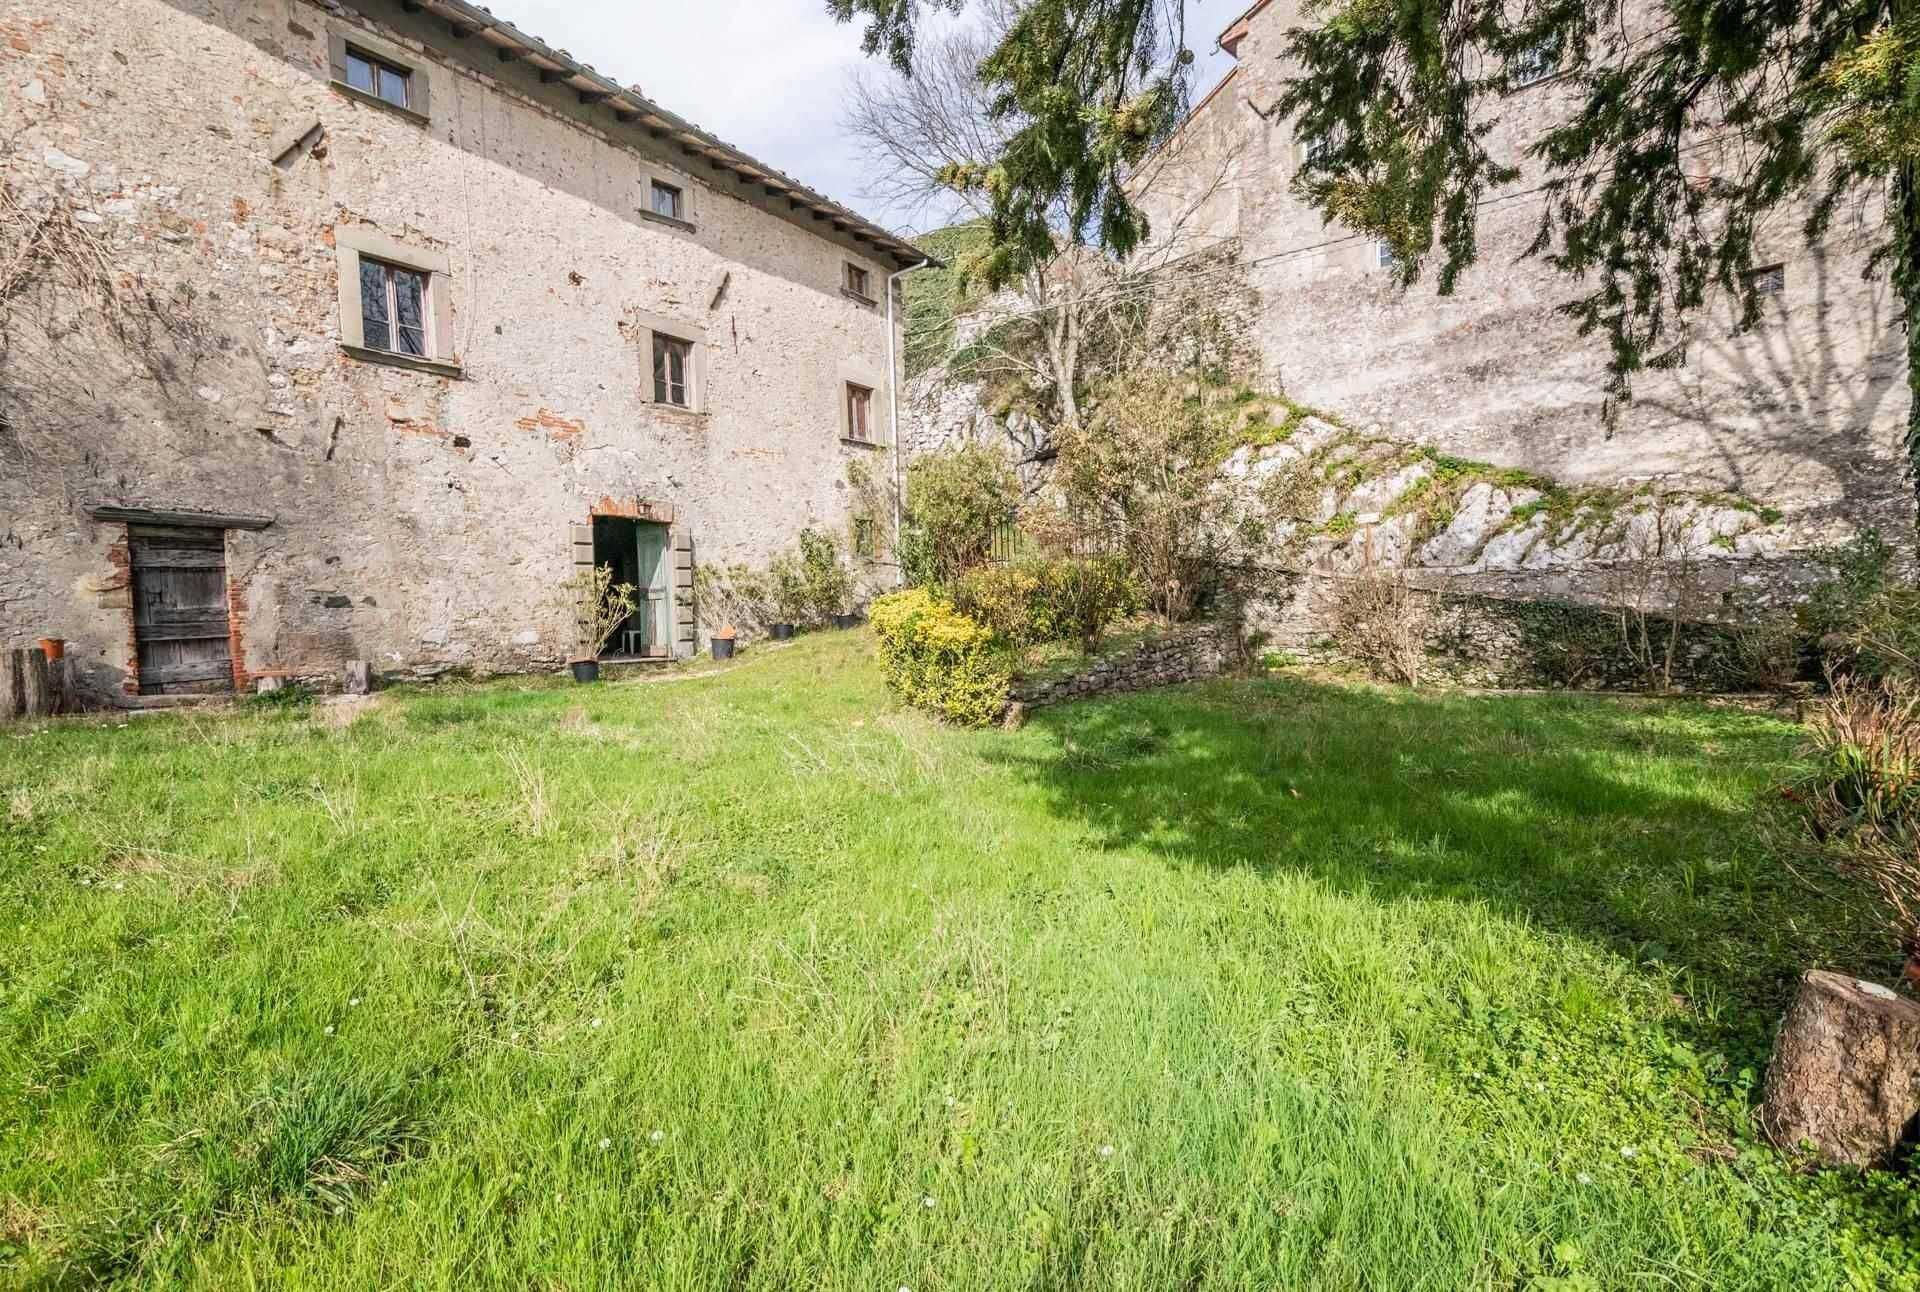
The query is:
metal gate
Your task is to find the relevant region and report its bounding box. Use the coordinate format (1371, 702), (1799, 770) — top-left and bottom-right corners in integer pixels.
(129, 525), (233, 694)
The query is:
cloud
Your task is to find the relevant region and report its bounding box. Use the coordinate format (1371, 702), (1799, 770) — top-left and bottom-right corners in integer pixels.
(482, 1), (1239, 237)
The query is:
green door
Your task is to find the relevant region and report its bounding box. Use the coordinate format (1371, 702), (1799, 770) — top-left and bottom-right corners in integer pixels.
(635, 523), (671, 656)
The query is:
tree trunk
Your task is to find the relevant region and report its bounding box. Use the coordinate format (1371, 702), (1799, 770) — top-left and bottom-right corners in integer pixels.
(1761, 970), (1920, 1168)
(1899, 158), (1920, 524)
(0, 648), (24, 721)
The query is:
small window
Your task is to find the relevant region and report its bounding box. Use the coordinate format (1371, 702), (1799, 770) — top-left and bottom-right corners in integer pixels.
(1376, 240), (1397, 270)
(845, 263), (872, 298)
(1746, 263), (1786, 298)
(1510, 40), (1558, 87)
(652, 334), (691, 406)
(1303, 133), (1330, 163)
(853, 515), (876, 558)
(650, 180), (683, 222)
(845, 383), (874, 442)
(345, 47), (412, 111)
(358, 258), (429, 357)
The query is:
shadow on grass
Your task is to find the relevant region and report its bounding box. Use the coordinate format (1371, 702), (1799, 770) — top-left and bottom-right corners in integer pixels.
(989, 674), (1882, 1049)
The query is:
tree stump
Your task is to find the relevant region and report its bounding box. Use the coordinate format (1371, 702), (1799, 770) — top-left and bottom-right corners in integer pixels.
(1761, 970), (1920, 1168)
(0, 648), (23, 721)
(344, 660), (374, 696)
(19, 648), (53, 719)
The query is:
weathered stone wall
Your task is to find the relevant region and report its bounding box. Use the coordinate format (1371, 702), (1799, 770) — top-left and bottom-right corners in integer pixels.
(1010, 619), (1242, 708)
(1132, 0), (1912, 554)
(0, 0), (906, 700)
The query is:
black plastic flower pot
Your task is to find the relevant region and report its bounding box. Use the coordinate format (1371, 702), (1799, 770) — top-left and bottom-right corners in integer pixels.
(570, 659), (600, 684)
(833, 613), (859, 630)
(711, 638), (736, 661)
(770, 623), (795, 641)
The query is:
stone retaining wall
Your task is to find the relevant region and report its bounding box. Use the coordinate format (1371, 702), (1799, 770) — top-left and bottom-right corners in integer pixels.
(1010, 620), (1243, 708)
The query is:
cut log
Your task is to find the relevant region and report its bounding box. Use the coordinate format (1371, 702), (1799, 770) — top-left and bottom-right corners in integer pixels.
(1761, 970), (1920, 1168)
(344, 660), (374, 695)
(19, 648), (52, 719)
(0, 648), (23, 720)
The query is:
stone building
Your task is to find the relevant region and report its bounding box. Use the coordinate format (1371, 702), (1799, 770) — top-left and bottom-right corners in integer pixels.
(1129, 0), (1911, 560)
(0, 0), (927, 702)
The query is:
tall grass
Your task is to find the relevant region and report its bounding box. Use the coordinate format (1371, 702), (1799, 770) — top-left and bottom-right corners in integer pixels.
(0, 635), (1913, 1288)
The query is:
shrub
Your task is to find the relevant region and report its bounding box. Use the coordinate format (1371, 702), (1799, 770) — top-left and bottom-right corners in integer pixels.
(1055, 372), (1248, 622)
(1796, 529), (1920, 679)
(1784, 672), (1920, 970)
(766, 553), (810, 625)
(1324, 571), (1433, 687)
(691, 562), (771, 637)
(903, 443), (1021, 586)
(951, 554), (1136, 650)
(870, 587), (1012, 727)
(796, 528), (853, 619)
(562, 565), (638, 661)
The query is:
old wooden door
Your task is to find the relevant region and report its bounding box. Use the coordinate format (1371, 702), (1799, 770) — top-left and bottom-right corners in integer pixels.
(129, 525), (234, 694)
(634, 522), (671, 657)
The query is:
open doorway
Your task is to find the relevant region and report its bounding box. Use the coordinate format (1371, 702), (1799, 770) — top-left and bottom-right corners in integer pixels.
(592, 516), (671, 659)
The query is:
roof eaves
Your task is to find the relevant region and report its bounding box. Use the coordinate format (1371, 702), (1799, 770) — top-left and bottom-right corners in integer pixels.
(393, 0), (939, 268)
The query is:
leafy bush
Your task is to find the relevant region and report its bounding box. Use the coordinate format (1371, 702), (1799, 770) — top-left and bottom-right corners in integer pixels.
(765, 553), (810, 625)
(870, 587), (1012, 727)
(903, 443), (1021, 586)
(951, 554), (1136, 650)
(562, 565), (638, 661)
(1797, 529), (1920, 679)
(797, 528), (854, 619)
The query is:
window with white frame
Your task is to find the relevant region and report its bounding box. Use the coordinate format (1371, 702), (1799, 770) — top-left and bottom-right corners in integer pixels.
(358, 258), (430, 358)
(650, 180), (683, 222)
(334, 227), (455, 371)
(653, 334), (692, 407)
(1376, 240), (1397, 270)
(345, 46), (413, 110)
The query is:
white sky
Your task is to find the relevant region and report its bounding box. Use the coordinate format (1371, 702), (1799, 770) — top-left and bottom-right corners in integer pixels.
(480, 1), (1241, 238)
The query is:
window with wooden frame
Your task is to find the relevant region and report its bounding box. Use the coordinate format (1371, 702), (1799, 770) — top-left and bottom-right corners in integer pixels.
(344, 46), (413, 111)
(358, 258), (430, 358)
(853, 515), (876, 558)
(653, 334), (692, 407)
(650, 180), (683, 222)
(844, 262), (872, 299)
(845, 382), (874, 442)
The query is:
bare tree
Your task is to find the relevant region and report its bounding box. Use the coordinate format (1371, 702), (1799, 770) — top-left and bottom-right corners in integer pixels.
(843, 4), (1247, 463)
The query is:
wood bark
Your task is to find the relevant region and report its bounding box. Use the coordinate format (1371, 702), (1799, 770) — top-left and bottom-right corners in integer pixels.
(19, 649), (53, 718)
(1761, 970), (1920, 1168)
(0, 649), (23, 720)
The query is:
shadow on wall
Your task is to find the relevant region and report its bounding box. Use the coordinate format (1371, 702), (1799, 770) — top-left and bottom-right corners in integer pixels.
(1646, 236), (1912, 539)
(984, 675), (1888, 1041)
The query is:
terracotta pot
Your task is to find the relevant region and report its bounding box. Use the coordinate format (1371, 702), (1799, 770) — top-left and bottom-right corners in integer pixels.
(37, 638), (64, 661)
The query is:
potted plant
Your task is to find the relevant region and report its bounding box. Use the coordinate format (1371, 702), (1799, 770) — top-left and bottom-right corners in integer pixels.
(768, 554), (808, 638)
(767, 553), (806, 639)
(693, 562), (767, 660)
(711, 624), (737, 660)
(563, 564), (637, 683)
(797, 528), (854, 629)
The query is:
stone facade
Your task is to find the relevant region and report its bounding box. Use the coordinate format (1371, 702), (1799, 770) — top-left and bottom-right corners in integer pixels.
(0, 0), (921, 702)
(1132, 0), (1911, 552)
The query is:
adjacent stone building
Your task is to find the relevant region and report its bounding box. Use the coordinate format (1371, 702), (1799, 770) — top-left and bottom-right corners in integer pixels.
(0, 0), (926, 701)
(1130, 0), (1910, 554)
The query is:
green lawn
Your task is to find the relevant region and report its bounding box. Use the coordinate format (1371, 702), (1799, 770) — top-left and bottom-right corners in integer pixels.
(2, 632), (1915, 1289)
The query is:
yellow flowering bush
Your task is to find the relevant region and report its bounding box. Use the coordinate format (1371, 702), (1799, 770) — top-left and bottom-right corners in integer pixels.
(870, 588), (1012, 728)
